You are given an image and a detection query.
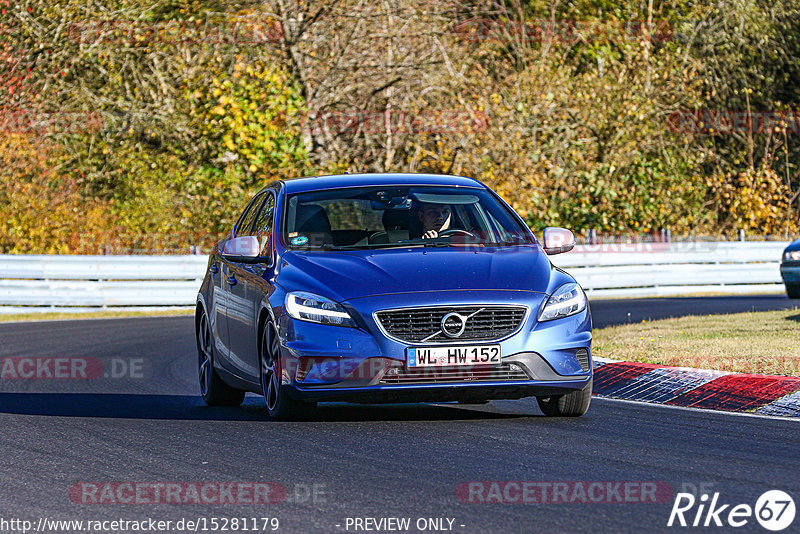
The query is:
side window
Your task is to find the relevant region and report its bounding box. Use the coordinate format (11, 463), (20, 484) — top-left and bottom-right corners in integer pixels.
(252, 192), (276, 257)
(234, 193), (265, 238)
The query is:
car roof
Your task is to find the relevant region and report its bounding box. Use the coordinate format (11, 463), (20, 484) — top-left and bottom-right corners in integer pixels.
(278, 173), (485, 194)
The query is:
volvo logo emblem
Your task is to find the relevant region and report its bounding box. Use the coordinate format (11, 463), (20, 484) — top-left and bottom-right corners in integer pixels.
(441, 312), (467, 338)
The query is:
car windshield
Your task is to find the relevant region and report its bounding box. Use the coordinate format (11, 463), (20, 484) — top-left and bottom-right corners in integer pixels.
(282, 186), (534, 250)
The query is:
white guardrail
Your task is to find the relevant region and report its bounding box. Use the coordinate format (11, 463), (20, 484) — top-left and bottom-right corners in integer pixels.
(0, 241), (790, 313)
(0, 255), (209, 313)
(549, 241), (788, 298)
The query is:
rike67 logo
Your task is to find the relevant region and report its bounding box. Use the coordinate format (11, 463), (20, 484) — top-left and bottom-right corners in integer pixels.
(668, 490), (795, 531)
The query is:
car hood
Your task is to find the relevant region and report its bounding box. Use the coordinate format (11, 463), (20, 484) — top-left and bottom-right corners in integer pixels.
(276, 246), (562, 302)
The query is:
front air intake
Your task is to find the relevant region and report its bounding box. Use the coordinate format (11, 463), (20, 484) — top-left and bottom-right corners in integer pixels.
(576, 348), (591, 372)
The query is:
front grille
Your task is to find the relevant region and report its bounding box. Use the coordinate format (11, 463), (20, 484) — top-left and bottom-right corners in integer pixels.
(375, 306), (527, 343)
(379, 363), (529, 384)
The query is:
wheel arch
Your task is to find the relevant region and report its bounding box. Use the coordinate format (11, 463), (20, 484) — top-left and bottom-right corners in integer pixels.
(256, 304), (278, 360)
(195, 296), (209, 338)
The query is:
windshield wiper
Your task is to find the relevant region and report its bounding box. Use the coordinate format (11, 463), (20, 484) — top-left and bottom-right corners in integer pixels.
(497, 238), (534, 247)
(344, 243), (426, 250)
(294, 243), (426, 251)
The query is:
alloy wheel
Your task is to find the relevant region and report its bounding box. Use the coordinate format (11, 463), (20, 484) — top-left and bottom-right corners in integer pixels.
(198, 313), (213, 397)
(261, 322), (281, 411)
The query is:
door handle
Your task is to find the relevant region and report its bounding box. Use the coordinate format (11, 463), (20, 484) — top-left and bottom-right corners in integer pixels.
(226, 275), (237, 286)
(210, 264), (219, 275)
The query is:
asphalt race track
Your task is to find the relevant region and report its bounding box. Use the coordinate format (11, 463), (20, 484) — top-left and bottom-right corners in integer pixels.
(0, 295), (798, 533)
(588, 294), (800, 328)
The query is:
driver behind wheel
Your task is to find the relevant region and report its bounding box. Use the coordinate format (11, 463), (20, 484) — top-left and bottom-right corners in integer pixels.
(418, 202), (452, 239)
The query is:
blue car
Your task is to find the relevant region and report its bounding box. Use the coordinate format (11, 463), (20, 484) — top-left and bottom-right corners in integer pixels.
(195, 173), (592, 419)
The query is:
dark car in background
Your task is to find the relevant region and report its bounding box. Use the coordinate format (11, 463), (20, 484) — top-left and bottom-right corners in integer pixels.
(780, 240), (800, 298)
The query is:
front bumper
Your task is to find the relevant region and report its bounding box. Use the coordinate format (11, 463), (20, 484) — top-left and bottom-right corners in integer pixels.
(285, 381), (591, 404)
(275, 290), (592, 403)
(780, 263), (800, 284)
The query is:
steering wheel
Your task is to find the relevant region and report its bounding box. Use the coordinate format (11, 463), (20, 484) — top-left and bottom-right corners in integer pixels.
(438, 229), (478, 240)
(368, 230), (389, 244)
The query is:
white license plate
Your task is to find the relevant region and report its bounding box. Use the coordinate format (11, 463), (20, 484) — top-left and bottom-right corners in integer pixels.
(407, 345), (501, 368)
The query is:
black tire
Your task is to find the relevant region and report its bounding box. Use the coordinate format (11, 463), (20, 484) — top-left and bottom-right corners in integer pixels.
(260, 320), (317, 420)
(537, 379), (592, 417)
(786, 284), (800, 299)
(197, 311), (245, 406)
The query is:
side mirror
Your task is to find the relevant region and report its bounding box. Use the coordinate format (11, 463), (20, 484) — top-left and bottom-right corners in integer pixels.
(542, 227), (575, 255)
(221, 236), (262, 263)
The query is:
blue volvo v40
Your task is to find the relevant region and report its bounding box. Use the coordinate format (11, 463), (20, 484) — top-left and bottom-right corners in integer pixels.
(195, 173), (592, 419)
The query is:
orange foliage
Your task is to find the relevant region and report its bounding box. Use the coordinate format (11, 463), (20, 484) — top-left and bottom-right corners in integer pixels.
(0, 135), (111, 253)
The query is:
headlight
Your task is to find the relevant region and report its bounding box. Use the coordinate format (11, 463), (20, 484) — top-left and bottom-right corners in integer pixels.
(785, 250), (800, 261)
(538, 282), (587, 322)
(285, 291), (356, 327)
